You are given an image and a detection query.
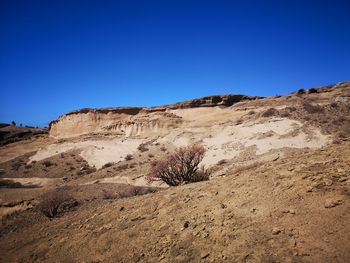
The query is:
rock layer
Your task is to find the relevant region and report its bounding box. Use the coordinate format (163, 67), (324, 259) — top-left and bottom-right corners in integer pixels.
(49, 94), (261, 138)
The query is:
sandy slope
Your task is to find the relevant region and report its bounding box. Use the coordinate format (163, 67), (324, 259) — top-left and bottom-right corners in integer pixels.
(1, 142), (349, 263)
(29, 138), (144, 169)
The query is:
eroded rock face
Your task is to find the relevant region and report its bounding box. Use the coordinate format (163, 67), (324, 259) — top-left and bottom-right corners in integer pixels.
(49, 94), (261, 138)
(49, 110), (182, 138)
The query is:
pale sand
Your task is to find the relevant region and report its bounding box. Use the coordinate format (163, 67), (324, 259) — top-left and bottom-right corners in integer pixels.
(29, 139), (144, 169)
(159, 118), (330, 166)
(27, 118), (330, 171)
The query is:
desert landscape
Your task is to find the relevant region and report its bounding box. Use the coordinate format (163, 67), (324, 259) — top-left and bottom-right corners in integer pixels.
(0, 82), (349, 262)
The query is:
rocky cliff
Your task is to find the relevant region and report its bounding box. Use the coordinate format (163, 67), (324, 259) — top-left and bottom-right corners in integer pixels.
(49, 94), (261, 138)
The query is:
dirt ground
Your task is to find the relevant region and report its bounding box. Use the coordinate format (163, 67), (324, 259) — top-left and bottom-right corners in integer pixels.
(0, 142), (349, 263)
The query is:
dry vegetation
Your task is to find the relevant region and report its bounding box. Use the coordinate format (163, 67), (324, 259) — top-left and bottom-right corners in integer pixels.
(147, 145), (210, 186)
(37, 189), (77, 218)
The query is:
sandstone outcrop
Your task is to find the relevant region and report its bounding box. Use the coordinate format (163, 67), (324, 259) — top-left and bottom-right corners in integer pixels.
(49, 94), (261, 138)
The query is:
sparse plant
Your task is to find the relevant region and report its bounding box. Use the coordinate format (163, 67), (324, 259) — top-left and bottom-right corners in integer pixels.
(42, 160), (54, 167)
(119, 185), (157, 198)
(37, 189), (74, 218)
(137, 143), (149, 152)
(232, 162), (260, 174)
(217, 159), (227, 165)
(147, 144), (209, 186)
(125, 154), (133, 161)
(76, 165), (96, 176)
(261, 108), (278, 117)
(303, 102), (324, 114)
(102, 162), (114, 169)
(308, 88), (318, 94)
(0, 179), (37, 188)
(297, 88), (305, 94)
(102, 190), (119, 200)
(11, 161), (23, 171)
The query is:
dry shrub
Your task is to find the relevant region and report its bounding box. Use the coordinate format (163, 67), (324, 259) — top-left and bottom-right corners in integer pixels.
(102, 162), (114, 169)
(42, 160), (54, 167)
(125, 154), (133, 161)
(102, 190), (119, 200)
(77, 165), (97, 176)
(232, 162), (260, 174)
(297, 88), (306, 94)
(308, 88), (318, 94)
(37, 189), (76, 218)
(147, 144), (209, 186)
(217, 159), (227, 165)
(235, 119), (243, 125)
(261, 108), (278, 117)
(302, 102), (324, 114)
(137, 143), (149, 152)
(11, 161), (23, 171)
(119, 185), (157, 198)
(0, 179), (37, 188)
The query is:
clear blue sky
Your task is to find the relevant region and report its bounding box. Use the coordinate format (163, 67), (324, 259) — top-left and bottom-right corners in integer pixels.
(1, 0), (349, 127)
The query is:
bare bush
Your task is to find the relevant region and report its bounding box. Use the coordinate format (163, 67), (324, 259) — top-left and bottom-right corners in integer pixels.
(125, 154), (133, 161)
(147, 144), (209, 186)
(261, 108), (278, 117)
(303, 102), (324, 114)
(297, 88), (306, 94)
(137, 143), (149, 152)
(232, 162), (261, 174)
(217, 159), (227, 165)
(0, 179), (37, 188)
(77, 165), (97, 176)
(42, 160), (54, 167)
(308, 88), (318, 94)
(102, 162), (114, 169)
(37, 189), (74, 218)
(118, 185), (157, 198)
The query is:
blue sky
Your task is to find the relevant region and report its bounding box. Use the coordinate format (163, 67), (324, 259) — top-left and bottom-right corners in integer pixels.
(0, 0), (349, 127)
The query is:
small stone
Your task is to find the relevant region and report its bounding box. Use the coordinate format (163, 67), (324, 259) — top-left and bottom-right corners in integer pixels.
(288, 239), (297, 247)
(272, 227), (281, 235)
(250, 208), (256, 213)
(337, 168), (344, 173)
(324, 199), (343, 208)
(306, 186), (313, 192)
(183, 221), (190, 228)
(119, 206), (125, 211)
(289, 209), (295, 214)
(324, 179), (333, 186)
(201, 253), (210, 259)
(221, 203), (227, 209)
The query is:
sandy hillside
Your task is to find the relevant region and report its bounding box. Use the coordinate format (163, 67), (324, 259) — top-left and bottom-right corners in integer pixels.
(0, 82), (349, 262)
